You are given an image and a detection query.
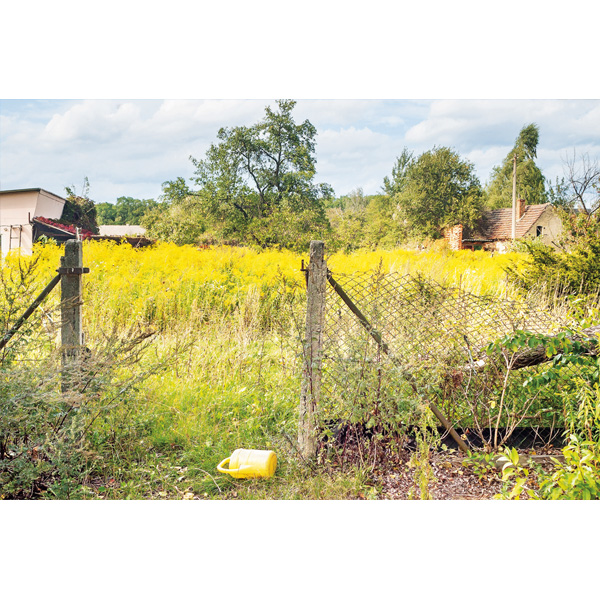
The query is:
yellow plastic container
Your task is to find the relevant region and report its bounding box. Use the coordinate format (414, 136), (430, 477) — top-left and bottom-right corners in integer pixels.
(217, 448), (277, 479)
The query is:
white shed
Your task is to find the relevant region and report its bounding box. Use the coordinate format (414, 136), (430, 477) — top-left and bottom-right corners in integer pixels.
(0, 188), (67, 255)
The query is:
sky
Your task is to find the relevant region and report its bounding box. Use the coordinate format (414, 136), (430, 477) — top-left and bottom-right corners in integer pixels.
(1, 98), (599, 204)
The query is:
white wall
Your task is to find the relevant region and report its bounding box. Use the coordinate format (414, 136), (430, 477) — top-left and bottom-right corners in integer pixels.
(1, 224), (33, 256)
(35, 190), (66, 220)
(0, 190), (39, 227)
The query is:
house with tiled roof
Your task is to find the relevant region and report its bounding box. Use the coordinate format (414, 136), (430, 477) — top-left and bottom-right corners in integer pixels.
(444, 198), (563, 252)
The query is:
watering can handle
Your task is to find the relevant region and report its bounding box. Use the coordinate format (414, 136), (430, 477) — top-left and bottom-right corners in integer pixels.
(217, 457), (233, 474)
(217, 456), (254, 475)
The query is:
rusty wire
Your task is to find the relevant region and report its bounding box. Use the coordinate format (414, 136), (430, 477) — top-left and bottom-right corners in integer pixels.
(321, 267), (577, 450)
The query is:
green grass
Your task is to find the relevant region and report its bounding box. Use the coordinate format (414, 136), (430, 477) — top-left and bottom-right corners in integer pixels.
(71, 318), (373, 500)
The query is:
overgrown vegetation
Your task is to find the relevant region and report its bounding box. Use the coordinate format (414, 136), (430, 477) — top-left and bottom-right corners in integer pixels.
(3, 238), (600, 499)
(507, 150), (600, 297)
(124, 109), (553, 252)
(4, 105), (600, 498)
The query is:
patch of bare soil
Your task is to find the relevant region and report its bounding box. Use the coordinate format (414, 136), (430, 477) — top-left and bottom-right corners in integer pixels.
(332, 438), (562, 500)
(373, 450), (503, 499)
(366, 446), (565, 500)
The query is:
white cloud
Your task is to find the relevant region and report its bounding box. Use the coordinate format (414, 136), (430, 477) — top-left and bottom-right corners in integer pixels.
(402, 99), (600, 188)
(2, 99), (600, 202)
(139, 100), (265, 140)
(295, 100), (388, 128)
(406, 100), (600, 150)
(41, 101), (141, 144)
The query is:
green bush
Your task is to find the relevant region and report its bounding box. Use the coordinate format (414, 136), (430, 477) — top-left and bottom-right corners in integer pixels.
(493, 328), (600, 500)
(0, 257), (156, 498)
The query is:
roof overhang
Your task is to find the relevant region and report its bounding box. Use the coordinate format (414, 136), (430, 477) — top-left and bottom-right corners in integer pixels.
(0, 188), (66, 204)
(31, 217), (76, 240)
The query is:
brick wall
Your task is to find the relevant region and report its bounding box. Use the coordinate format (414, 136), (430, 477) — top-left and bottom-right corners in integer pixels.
(443, 224), (463, 250)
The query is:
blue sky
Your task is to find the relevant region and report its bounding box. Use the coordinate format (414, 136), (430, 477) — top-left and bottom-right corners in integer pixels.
(2, 99), (599, 204)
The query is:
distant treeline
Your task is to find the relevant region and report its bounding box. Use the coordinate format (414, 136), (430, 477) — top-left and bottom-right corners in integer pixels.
(89, 102), (594, 260)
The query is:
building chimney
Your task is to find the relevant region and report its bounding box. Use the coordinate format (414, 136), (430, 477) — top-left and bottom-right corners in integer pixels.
(518, 198), (526, 220)
(443, 224), (463, 251)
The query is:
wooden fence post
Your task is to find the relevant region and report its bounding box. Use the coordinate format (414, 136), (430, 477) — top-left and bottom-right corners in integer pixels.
(298, 240), (327, 461)
(60, 240), (86, 391)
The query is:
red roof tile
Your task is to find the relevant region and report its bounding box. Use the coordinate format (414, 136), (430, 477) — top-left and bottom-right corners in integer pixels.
(470, 204), (551, 241)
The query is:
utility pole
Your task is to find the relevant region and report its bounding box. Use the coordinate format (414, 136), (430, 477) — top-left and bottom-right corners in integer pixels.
(512, 153), (517, 240)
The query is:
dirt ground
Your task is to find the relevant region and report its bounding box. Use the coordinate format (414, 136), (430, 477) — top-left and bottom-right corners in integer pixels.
(370, 446), (564, 500)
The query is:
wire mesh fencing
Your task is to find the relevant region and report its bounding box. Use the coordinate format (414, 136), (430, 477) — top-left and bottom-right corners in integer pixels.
(318, 264), (586, 451)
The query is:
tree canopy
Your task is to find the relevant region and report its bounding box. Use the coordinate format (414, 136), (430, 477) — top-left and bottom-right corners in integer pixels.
(382, 148), (414, 198)
(392, 146), (484, 239)
(486, 123), (547, 209)
(189, 99), (333, 248)
(140, 178), (207, 245)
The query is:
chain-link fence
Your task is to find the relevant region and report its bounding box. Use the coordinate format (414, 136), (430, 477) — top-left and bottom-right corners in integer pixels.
(318, 264), (583, 451)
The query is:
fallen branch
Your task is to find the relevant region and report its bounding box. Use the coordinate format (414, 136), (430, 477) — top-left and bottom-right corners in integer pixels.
(466, 324), (600, 372)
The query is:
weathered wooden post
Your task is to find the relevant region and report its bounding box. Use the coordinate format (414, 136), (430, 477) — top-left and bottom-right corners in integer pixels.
(298, 240), (327, 461)
(59, 240), (88, 391)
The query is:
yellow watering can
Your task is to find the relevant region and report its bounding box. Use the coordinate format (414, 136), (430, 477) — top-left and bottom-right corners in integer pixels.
(217, 448), (277, 479)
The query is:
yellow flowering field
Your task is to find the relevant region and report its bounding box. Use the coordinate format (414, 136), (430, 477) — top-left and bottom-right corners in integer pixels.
(4, 240), (524, 333)
(328, 247), (522, 296)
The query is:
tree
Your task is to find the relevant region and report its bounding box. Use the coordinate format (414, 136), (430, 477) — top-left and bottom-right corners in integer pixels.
(95, 202), (117, 225)
(382, 148), (414, 197)
(141, 179), (206, 245)
(563, 150), (600, 221)
(547, 176), (572, 210)
(327, 190), (408, 251)
(486, 123), (547, 209)
(393, 146), (484, 239)
(190, 99), (333, 248)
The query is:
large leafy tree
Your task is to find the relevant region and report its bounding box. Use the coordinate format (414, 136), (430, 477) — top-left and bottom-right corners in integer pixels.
(382, 148), (414, 198)
(486, 123), (547, 209)
(393, 146), (484, 239)
(190, 99), (333, 247)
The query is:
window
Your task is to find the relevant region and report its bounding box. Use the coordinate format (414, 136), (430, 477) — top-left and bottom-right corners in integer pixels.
(536, 225), (543, 237)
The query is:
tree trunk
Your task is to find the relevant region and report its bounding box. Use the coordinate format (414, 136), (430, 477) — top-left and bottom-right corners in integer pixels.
(511, 324), (600, 369)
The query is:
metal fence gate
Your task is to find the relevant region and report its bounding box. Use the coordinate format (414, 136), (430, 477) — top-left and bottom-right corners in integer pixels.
(298, 241), (588, 458)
